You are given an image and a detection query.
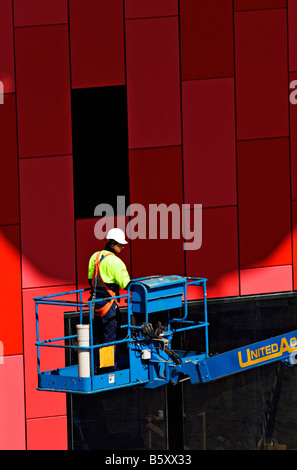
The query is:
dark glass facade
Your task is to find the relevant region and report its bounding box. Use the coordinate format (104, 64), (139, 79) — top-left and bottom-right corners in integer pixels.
(66, 292), (297, 450)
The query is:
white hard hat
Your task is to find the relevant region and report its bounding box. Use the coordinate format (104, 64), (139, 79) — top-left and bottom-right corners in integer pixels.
(106, 228), (128, 245)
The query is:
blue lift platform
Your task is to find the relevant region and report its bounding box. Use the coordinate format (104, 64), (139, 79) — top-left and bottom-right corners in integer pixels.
(34, 276), (297, 394)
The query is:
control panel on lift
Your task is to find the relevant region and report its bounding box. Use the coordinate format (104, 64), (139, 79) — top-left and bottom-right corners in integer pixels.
(130, 275), (185, 313)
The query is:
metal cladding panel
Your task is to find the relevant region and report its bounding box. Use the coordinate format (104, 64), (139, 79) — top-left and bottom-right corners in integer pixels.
(235, 9), (289, 140)
(186, 207), (239, 299)
(234, 0), (287, 10)
(240, 265), (293, 296)
(179, 0), (234, 80)
(0, 94), (19, 226)
(69, 0), (125, 88)
(0, 225), (23, 355)
(124, 0), (178, 18)
(125, 16), (181, 149)
(182, 78), (237, 208)
(130, 237), (185, 280)
(129, 146), (183, 206)
(14, 25), (72, 158)
(19, 155), (76, 289)
(0, 355), (26, 450)
(128, 146), (184, 279)
(26, 416), (67, 450)
(22, 286), (72, 419)
(292, 201), (297, 291)
(13, 0), (68, 26)
(0, 0), (15, 93)
(288, 0), (297, 72)
(237, 138), (292, 269)
(290, 72), (297, 199)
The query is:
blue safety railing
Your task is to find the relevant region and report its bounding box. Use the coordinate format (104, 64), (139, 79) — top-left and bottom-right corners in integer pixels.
(34, 276), (209, 393)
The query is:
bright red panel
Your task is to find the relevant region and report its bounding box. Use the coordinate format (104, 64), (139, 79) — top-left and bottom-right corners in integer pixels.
(179, 0), (234, 80)
(186, 207), (239, 299)
(288, 0), (297, 72)
(182, 78), (237, 208)
(124, 0), (178, 18)
(76, 216), (131, 305)
(0, 94), (19, 225)
(237, 138), (292, 270)
(290, 72), (297, 199)
(235, 9), (289, 140)
(125, 16), (181, 149)
(13, 0), (68, 26)
(69, 0), (125, 88)
(19, 156), (76, 288)
(0, 0), (15, 93)
(22, 286), (72, 419)
(26, 416), (67, 450)
(129, 146), (184, 278)
(14, 25), (72, 158)
(0, 226), (23, 355)
(0, 355), (26, 450)
(235, 0), (287, 10)
(240, 265), (292, 296)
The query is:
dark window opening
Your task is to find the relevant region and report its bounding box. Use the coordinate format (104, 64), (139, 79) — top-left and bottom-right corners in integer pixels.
(71, 85), (130, 219)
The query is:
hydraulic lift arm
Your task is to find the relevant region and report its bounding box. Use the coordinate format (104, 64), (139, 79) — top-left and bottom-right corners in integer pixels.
(162, 330), (297, 388)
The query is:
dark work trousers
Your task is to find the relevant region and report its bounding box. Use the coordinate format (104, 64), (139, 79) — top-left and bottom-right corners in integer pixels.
(93, 301), (120, 372)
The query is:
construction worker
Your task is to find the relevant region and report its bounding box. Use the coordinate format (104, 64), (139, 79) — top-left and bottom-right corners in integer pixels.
(88, 228), (130, 372)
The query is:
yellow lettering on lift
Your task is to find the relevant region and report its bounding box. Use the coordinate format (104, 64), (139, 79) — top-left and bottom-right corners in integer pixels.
(271, 343), (278, 353)
(280, 337), (290, 355)
(238, 336), (297, 369)
(250, 350), (259, 360)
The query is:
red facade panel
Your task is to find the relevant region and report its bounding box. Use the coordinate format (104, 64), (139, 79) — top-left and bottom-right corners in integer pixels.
(0, 0), (15, 93)
(125, 16), (181, 149)
(129, 146), (183, 206)
(14, 25), (72, 158)
(179, 0), (234, 81)
(22, 286), (71, 419)
(0, 355), (26, 450)
(292, 201), (297, 290)
(288, 0), (297, 72)
(290, 72), (297, 200)
(234, 0), (287, 10)
(240, 265), (292, 296)
(235, 9), (289, 140)
(237, 138), (292, 270)
(19, 156), (76, 289)
(131, 238), (184, 280)
(129, 146), (184, 278)
(186, 207), (239, 299)
(124, 0), (178, 19)
(0, 225), (23, 355)
(0, 94), (19, 225)
(69, 0), (125, 88)
(182, 78), (237, 208)
(13, 0), (68, 27)
(26, 416), (67, 450)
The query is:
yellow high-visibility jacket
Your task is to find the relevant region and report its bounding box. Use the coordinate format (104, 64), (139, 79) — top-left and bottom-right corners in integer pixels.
(88, 250), (130, 290)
